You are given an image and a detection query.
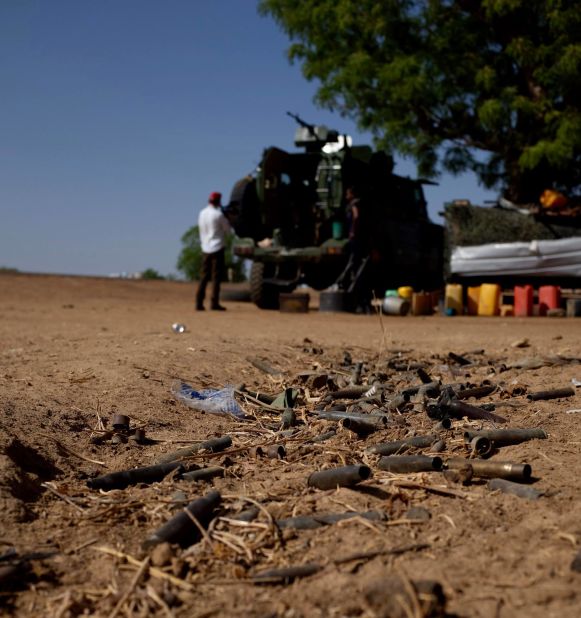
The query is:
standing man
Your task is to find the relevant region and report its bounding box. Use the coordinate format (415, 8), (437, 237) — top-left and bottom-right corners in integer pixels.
(196, 192), (232, 311)
(336, 186), (372, 313)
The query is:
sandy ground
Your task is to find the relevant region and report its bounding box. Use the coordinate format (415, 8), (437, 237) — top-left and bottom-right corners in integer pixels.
(1, 272), (581, 617)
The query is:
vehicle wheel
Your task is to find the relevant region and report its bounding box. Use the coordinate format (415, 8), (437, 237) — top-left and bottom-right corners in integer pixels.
(250, 262), (280, 309)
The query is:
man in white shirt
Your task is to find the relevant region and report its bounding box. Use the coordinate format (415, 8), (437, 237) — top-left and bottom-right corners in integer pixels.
(196, 192), (232, 311)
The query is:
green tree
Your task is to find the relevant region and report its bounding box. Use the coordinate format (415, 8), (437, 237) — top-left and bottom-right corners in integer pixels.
(141, 268), (164, 280)
(259, 0), (581, 203)
(176, 225), (246, 282)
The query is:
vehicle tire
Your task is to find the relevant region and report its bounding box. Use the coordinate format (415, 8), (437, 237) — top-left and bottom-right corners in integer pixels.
(250, 262), (280, 309)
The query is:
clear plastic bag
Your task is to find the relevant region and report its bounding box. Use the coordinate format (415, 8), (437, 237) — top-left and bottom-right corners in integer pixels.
(171, 381), (244, 418)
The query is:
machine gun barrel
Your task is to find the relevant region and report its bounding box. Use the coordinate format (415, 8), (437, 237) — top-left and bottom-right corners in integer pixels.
(286, 111), (318, 139)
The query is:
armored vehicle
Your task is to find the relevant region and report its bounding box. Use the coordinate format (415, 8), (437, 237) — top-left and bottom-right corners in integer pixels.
(227, 114), (444, 309)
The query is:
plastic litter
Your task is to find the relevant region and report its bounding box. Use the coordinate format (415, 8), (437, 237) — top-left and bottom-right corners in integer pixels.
(172, 381), (244, 418)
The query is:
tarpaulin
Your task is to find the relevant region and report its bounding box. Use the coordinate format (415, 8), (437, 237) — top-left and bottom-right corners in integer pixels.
(450, 237), (581, 277)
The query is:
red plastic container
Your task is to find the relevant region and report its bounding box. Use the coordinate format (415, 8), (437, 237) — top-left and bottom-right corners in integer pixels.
(514, 285), (533, 317)
(538, 285), (561, 316)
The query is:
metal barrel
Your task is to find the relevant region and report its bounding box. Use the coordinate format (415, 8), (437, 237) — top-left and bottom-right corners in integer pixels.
(341, 417), (381, 436)
(308, 465), (371, 490)
(317, 410), (390, 425)
(456, 385), (497, 399)
(488, 478), (542, 500)
(87, 461), (184, 491)
(180, 466), (224, 482)
(366, 435), (437, 456)
(527, 386), (575, 401)
(378, 455), (443, 473)
(143, 490), (221, 548)
(280, 408), (297, 429)
(447, 458), (531, 481)
(156, 435), (232, 464)
(444, 400), (507, 424)
(464, 428), (547, 446)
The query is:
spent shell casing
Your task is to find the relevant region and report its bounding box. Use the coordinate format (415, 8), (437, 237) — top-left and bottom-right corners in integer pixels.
(308, 430), (336, 444)
(527, 386), (575, 401)
(156, 435), (232, 464)
(416, 367), (433, 384)
(277, 510), (385, 530)
(417, 382), (441, 398)
(366, 435), (437, 456)
(180, 466), (224, 483)
(318, 410), (390, 425)
(87, 461), (184, 491)
(447, 458), (531, 481)
(252, 564), (321, 585)
(341, 417), (381, 436)
(143, 490), (221, 548)
(384, 394), (410, 411)
(430, 439), (446, 453)
(456, 385), (497, 400)
(327, 386), (370, 400)
(280, 408), (297, 429)
(111, 414), (130, 431)
(488, 478), (542, 500)
(444, 400), (507, 424)
(308, 465), (371, 490)
(266, 444), (286, 459)
(128, 428), (146, 444)
(469, 436), (492, 457)
(464, 428), (547, 447)
(378, 455), (443, 473)
(433, 418), (452, 430)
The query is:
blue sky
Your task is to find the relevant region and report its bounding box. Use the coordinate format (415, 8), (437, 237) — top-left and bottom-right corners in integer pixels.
(0, 1), (496, 277)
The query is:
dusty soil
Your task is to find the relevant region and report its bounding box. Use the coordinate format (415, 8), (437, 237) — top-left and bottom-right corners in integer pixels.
(1, 272), (581, 617)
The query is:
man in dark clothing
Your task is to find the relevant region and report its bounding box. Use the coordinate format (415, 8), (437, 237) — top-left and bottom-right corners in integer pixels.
(337, 186), (372, 313)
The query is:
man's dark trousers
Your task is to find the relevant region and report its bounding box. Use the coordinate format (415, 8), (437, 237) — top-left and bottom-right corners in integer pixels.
(196, 249), (225, 309)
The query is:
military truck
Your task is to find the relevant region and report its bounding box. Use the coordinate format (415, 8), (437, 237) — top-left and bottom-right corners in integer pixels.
(227, 114), (444, 309)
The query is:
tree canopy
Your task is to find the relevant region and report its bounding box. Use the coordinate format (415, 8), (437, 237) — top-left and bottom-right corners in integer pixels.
(259, 0), (581, 202)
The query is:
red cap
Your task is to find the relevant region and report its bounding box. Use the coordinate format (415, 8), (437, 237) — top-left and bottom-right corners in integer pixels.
(209, 192), (222, 204)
